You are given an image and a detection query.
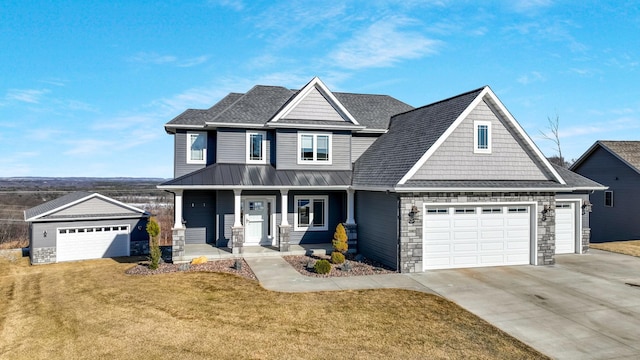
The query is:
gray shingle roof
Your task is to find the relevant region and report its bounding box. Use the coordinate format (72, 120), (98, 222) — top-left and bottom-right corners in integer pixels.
(552, 164), (605, 189)
(161, 163), (352, 187)
(353, 87), (485, 187)
(165, 85), (413, 130)
(599, 141), (640, 172)
(24, 191), (93, 220)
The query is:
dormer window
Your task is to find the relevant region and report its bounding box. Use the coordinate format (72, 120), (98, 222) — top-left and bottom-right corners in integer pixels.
(187, 132), (207, 164)
(246, 131), (267, 164)
(474, 121), (492, 154)
(298, 133), (332, 164)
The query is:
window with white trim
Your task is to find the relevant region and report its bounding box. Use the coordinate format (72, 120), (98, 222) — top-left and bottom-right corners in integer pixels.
(294, 195), (328, 231)
(187, 132), (207, 164)
(298, 133), (332, 164)
(246, 131), (267, 164)
(474, 121), (492, 154)
(604, 190), (613, 207)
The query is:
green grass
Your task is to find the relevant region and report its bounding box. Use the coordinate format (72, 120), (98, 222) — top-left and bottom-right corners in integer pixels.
(0, 256), (548, 359)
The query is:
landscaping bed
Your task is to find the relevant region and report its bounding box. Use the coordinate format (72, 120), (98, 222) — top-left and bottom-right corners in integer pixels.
(125, 258), (257, 280)
(283, 254), (396, 277)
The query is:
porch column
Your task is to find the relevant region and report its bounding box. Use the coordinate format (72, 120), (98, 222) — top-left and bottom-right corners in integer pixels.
(278, 189), (291, 252)
(171, 189), (186, 261)
(346, 188), (355, 224)
(231, 189), (244, 255)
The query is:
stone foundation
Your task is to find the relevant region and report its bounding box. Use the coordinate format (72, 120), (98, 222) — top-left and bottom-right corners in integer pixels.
(231, 226), (244, 255)
(31, 247), (56, 264)
(582, 228), (591, 253)
(172, 227), (186, 259)
(278, 225), (291, 252)
(342, 223), (358, 254)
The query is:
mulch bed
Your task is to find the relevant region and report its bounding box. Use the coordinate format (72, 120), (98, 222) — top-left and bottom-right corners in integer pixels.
(125, 259), (257, 281)
(283, 254), (396, 278)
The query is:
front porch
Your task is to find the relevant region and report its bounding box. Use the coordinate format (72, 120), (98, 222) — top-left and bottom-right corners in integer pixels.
(173, 242), (334, 263)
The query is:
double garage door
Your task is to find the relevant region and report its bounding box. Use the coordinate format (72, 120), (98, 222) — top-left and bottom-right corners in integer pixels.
(57, 225), (130, 262)
(423, 202), (579, 270)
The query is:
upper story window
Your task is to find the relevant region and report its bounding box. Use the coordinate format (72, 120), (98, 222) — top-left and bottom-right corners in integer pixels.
(474, 120), (492, 154)
(298, 133), (332, 164)
(604, 190), (613, 207)
(187, 132), (207, 164)
(246, 131), (267, 164)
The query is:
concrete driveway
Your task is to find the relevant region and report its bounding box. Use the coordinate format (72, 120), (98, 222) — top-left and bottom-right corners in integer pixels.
(408, 250), (640, 360)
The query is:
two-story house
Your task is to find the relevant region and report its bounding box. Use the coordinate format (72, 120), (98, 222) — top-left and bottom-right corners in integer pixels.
(158, 77), (604, 273)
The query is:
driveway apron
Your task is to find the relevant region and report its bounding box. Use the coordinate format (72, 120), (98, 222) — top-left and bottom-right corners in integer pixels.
(408, 250), (640, 360)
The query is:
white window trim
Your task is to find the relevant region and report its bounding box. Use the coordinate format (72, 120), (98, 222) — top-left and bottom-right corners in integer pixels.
(294, 195), (329, 231)
(473, 120), (492, 154)
(186, 131), (207, 164)
(297, 133), (333, 165)
(604, 190), (614, 207)
(246, 131), (267, 164)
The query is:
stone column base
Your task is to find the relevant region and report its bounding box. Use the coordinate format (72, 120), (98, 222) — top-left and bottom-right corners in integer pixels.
(231, 226), (244, 255)
(582, 228), (591, 253)
(278, 225), (291, 252)
(342, 223), (357, 254)
(172, 227), (186, 260)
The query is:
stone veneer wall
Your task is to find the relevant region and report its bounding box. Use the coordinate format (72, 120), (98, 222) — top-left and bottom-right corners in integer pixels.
(582, 228), (590, 253)
(31, 246), (56, 264)
(172, 228), (186, 259)
(342, 223), (358, 254)
(398, 192), (556, 273)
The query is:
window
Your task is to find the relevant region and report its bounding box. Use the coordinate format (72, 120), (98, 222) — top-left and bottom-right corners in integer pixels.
(426, 208), (448, 214)
(604, 191), (613, 207)
(187, 132), (207, 164)
(298, 133), (332, 164)
(246, 131), (266, 164)
(474, 121), (492, 154)
(294, 196), (329, 231)
(508, 207), (528, 213)
(482, 208), (502, 213)
(455, 208), (476, 214)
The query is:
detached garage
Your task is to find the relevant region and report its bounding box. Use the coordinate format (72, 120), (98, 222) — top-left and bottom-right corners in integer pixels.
(24, 192), (150, 264)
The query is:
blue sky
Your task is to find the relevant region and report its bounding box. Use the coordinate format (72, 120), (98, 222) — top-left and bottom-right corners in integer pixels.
(1, 1), (638, 178)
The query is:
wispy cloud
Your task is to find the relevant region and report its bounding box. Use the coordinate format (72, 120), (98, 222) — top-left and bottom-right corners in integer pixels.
(329, 16), (441, 69)
(177, 55), (210, 67)
(128, 52), (209, 67)
(27, 129), (67, 141)
(517, 71), (545, 85)
(511, 0), (553, 13)
(212, 0), (244, 11)
(5, 89), (50, 104)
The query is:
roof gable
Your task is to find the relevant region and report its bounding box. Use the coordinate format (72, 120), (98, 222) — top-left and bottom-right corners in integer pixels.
(25, 192), (148, 222)
(571, 140), (640, 175)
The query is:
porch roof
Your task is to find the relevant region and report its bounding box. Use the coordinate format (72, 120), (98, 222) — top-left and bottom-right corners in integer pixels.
(159, 163), (352, 189)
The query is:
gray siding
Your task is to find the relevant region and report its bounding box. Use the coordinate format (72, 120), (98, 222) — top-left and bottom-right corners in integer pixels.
(183, 191), (216, 244)
(43, 197), (138, 218)
(217, 128), (246, 164)
(573, 147), (640, 242)
(217, 190), (234, 247)
(355, 191), (399, 270)
(282, 87), (345, 121)
(276, 130), (351, 170)
(351, 135), (379, 162)
(174, 130), (210, 178)
(411, 100), (549, 181)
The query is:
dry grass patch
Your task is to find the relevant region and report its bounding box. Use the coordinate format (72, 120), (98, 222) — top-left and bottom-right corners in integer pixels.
(591, 240), (640, 257)
(0, 256), (548, 360)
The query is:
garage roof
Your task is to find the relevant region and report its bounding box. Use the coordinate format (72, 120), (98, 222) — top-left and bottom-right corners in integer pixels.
(24, 192), (149, 222)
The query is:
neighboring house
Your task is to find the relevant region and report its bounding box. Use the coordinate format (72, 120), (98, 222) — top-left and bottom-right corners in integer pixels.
(158, 77), (604, 272)
(24, 192), (150, 264)
(571, 141), (640, 243)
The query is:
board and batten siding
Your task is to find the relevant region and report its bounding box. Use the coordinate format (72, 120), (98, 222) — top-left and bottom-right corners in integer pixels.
(275, 130), (351, 170)
(42, 197), (138, 218)
(282, 87), (345, 121)
(411, 100), (549, 181)
(183, 191), (216, 244)
(174, 130), (214, 178)
(355, 191), (399, 270)
(351, 135), (379, 162)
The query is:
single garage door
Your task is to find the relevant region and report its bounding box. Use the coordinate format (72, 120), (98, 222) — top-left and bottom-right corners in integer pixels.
(57, 225), (130, 262)
(423, 205), (531, 270)
(555, 203), (576, 254)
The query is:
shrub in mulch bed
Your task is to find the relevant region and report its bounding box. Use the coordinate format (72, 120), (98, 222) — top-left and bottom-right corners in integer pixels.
(283, 254), (396, 278)
(125, 259), (257, 281)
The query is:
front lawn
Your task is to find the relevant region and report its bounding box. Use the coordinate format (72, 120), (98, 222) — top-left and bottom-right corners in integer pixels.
(590, 240), (640, 257)
(0, 255), (547, 359)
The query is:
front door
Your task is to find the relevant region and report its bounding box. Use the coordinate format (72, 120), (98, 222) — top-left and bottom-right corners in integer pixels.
(243, 198), (272, 246)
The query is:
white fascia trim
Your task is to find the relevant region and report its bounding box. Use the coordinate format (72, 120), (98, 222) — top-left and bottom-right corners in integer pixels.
(25, 193), (148, 222)
(205, 122), (265, 129)
(266, 122), (365, 130)
(29, 214), (149, 223)
(393, 187), (571, 193)
(483, 87), (566, 185)
(355, 128), (388, 134)
(157, 185), (350, 190)
(351, 186), (395, 192)
(397, 87), (490, 185)
(268, 77), (360, 125)
(165, 124), (206, 129)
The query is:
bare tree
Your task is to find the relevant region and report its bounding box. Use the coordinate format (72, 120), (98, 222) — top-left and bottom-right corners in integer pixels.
(539, 113), (567, 167)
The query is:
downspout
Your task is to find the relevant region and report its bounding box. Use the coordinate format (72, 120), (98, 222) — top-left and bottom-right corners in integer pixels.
(396, 193), (402, 273)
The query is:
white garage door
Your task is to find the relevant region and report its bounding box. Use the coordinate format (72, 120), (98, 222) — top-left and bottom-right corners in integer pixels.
(57, 225), (130, 262)
(555, 203), (576, 254)
(423, 205), (531, 270)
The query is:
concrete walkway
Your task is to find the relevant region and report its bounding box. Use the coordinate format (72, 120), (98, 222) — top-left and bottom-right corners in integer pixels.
(243, 256), (434, 293)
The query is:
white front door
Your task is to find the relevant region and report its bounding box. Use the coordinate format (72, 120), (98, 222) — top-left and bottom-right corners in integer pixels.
(555, 202), (576, 254)
(243, 198), (273, 246)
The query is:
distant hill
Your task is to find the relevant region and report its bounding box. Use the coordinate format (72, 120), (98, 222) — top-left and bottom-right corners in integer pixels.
(0, 177), (169, 191)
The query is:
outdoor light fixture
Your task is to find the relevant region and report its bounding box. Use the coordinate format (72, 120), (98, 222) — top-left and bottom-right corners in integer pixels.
(408, 205), (420, 224)
(541, 205), (553, 221)
(43, 230), (47, 238)
(582, 200), (592, 215)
